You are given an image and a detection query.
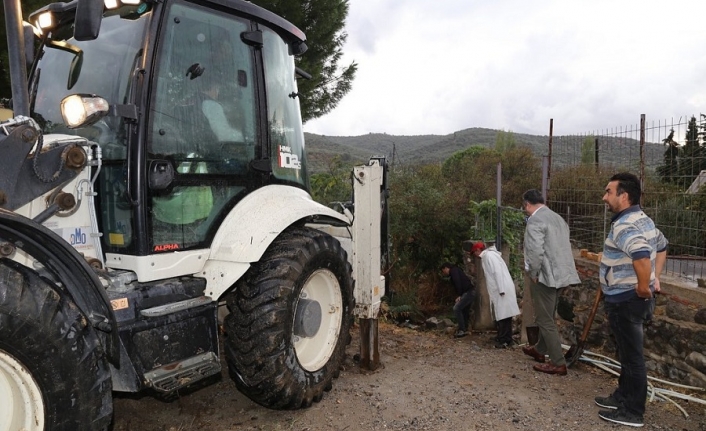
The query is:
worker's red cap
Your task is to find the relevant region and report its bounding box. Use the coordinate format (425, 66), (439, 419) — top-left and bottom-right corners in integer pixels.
(471, 242), (485, 253)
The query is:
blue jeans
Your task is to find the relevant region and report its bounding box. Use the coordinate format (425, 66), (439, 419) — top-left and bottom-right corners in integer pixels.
(605, 296), (655, 417)
(453, 290), (475, 331)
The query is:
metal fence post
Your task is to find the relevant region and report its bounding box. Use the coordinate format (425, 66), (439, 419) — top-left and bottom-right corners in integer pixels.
(546, 119), (553, 203)
(496, 162), (502, 248)
(640, 114), (646, 206)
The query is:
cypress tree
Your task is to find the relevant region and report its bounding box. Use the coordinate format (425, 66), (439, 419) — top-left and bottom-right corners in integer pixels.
(250, 0), (357, 123)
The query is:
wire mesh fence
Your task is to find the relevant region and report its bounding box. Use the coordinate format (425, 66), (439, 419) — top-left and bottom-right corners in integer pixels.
(548, 114), (706, 284)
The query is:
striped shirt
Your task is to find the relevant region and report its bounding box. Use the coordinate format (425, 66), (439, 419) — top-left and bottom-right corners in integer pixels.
(600, 205), (668, 302)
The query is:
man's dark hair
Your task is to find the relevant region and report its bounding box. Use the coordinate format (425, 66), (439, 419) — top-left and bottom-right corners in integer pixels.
(440, 262), (453, 270)
(522, 189), (545, 205)
(610, 172), (641, 205)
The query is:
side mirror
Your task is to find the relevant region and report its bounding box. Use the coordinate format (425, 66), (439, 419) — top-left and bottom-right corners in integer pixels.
(149, 160), (176, 191)
(68, 50), (84, 90)
(22, 22), (35, 68)
(74, 0), (103, 41)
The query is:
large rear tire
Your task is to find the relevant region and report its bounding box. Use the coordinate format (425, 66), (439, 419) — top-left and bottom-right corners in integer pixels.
(0, 259), (112, 431)
(224, 226), (354, 409)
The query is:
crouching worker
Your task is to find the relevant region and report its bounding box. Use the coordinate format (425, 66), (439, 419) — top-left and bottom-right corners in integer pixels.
(440, 262), (476, 338)
(471, 242), (520, 348)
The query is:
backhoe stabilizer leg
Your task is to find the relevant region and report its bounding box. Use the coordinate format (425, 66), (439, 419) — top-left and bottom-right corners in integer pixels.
(358, 318), (380, 370)
(352, 159), (387, 371)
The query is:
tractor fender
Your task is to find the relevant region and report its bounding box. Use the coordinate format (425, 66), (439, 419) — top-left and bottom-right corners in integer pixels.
(204, 185), (350, 299)
(0, 208), (119, 365)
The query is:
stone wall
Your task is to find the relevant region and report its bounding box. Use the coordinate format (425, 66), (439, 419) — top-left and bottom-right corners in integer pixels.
(558, 253), (706, 388)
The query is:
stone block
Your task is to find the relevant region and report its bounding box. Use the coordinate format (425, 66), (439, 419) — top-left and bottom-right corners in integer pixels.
(425, 317), (444, 330)
(686, 373), (706, 389)
(686, 351), (706, 374)
(695, 308), (706, 325)
(666, 300), (697, 322)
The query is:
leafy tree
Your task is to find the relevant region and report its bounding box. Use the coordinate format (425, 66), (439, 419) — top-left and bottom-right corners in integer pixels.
(657, 136), (679, 184)
(387, 146), (542, 315)
(580, 136), (596, 165)
(495, 130), (516, 153)
(389, 164), (470, 274)
(441, 145), (541, 208)
(468, 199), (525, 282)
(249, 0), (357, 123)
(309, 155), (352, 205)
(387, 164), (473, 315)
(677, 116), (705, 186)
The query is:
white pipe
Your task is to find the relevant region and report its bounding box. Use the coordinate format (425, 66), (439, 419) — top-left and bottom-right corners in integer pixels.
(561, 345), (706, 418)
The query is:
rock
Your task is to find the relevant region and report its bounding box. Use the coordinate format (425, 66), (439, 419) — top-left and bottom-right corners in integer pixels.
(666, 301), (697, 322)
(685, 351), (706, 374)
(695, 308), (706, 325)
(686, 372), (706, 389)
(425, 317), (443, 330)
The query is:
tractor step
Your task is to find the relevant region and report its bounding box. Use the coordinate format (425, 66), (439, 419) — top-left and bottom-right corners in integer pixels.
(144, 351), (221, 393)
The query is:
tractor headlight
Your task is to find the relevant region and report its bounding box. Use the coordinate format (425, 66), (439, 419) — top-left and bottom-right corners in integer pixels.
(105, 0), (142, 9)
(60, 94), (109, 129)
(35, 12), (54, 33)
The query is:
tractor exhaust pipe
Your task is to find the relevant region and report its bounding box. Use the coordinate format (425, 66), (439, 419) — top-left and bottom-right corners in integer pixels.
(3, 0), (30, 116)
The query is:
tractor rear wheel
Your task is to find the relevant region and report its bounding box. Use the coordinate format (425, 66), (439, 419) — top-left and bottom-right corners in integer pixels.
(0, 259), (112, 431)
(224, 226), (354, 409)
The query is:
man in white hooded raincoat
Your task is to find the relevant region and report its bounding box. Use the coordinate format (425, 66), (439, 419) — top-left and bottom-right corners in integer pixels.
(472, 242), (520, 348)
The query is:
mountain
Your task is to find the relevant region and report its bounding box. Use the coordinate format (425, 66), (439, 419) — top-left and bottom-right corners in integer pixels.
(304, 128), (665, 173)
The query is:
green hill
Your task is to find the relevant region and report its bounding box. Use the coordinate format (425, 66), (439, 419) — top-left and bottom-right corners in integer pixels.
(304, 128), (665, 173)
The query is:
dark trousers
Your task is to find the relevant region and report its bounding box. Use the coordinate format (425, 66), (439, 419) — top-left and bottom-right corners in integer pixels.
(605, 296), (654, 417)
(496, 317), (513, 344)
(453, 290), (475, 331)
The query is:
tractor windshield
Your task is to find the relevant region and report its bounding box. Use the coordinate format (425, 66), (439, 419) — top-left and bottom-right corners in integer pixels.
(30, 4), (151, 147)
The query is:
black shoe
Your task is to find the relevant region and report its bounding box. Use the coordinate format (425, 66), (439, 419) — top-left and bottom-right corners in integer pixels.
(598, 409), (644, 427)
(595, 395), (621, 410)
(454, 330), (468, 338)
(494, 342), (509, 349)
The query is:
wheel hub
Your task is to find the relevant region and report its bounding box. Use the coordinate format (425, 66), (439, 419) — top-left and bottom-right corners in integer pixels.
(0, 349), (44, 431)
(294, 298), (322, 338)
(293, 269), (343, 372)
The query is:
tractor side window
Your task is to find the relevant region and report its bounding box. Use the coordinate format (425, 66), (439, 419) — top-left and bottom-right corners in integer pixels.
(146, 2), (255, 251)
(262, 29), (308, 188)
(149, 3), (256, 165)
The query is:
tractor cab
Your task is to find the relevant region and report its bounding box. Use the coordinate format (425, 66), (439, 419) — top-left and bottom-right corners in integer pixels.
(28, 0), (309, 257)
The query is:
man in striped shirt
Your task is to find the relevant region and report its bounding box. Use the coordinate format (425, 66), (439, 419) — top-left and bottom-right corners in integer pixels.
(596, 172), (668, 428)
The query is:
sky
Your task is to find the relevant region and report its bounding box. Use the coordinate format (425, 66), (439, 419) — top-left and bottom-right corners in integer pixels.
(303, 0), (706, 138)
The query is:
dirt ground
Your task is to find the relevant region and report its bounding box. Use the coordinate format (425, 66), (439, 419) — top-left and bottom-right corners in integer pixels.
(112, 322), (706, 431)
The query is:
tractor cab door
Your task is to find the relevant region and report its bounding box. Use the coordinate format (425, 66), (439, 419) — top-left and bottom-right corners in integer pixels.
(146, 2), (259, 252)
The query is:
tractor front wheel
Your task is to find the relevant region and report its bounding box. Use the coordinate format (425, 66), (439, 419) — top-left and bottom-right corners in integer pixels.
(0, 259), (112, 431)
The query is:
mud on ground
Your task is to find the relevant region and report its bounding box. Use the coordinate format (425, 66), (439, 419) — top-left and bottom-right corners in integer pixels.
(112, 322), (706, 430)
